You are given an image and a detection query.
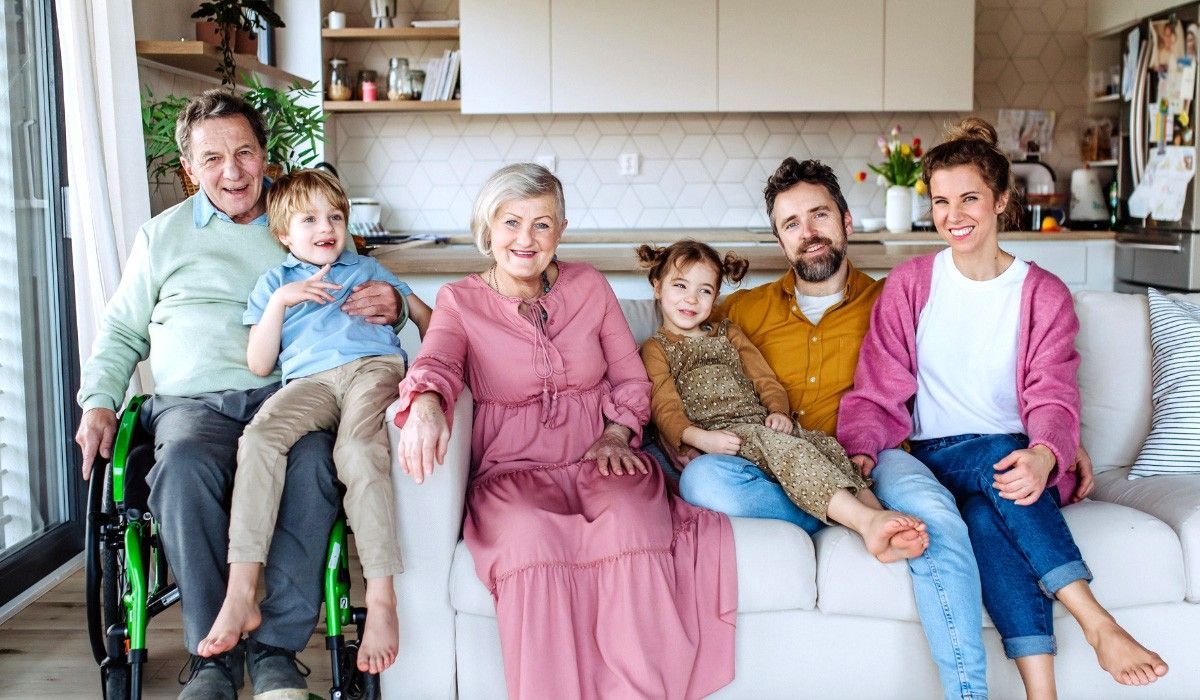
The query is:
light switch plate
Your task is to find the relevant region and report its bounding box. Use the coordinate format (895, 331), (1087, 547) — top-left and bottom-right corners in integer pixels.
(619, 153), (640, 176)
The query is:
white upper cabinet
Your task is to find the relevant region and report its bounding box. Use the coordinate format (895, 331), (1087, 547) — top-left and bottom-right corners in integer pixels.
(1141, 1), (1191, 18)
(460, 0), (552, 113)
(884, 0), (973, 110)
(719, 0), (884, 111)
(1087, 0), (1137, 37)
(550, 0), (718, 112)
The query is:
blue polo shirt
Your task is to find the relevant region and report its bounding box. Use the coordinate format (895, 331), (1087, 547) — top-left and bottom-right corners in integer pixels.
(244, 251), (412, 382)
(193, 178), (272, 228)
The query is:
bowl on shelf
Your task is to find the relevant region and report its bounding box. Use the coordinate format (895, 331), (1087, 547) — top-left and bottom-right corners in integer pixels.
(858, 217), (885, 232)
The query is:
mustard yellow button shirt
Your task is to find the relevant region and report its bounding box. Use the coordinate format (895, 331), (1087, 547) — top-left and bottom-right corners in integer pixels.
(716, 262), (884, 437)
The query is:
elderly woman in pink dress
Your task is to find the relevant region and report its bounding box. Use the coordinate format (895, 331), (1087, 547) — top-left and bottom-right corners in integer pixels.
(395, 163), (736, 699)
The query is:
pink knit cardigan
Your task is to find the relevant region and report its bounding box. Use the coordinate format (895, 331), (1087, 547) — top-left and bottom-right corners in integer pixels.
(837, 253), (1081, 493)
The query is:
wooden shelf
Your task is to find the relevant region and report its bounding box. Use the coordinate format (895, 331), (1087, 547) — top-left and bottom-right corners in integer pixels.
(1090, 93), (1122, 103)
(322, 100), (461, 113)
(1087, 159), (1119, 166)
(321, 27), (459, 41)
(136, 40), (308, 87)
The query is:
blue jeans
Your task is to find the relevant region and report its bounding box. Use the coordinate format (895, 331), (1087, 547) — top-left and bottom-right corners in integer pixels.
(681, 449), (987, 700)
(910, 434), (1092, 660)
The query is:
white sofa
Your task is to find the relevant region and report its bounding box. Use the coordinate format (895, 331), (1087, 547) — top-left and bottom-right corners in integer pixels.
(380, 292), (1200, 699)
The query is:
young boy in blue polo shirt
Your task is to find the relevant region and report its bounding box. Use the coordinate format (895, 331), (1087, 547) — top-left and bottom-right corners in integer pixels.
(197, 169), (431, 675)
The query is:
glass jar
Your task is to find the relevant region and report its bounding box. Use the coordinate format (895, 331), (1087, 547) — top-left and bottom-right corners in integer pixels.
(408, 69), (425, 100)
(327, 58), (350, 101)
(386, 57), (410, 101)
(357, 69), (378, 101)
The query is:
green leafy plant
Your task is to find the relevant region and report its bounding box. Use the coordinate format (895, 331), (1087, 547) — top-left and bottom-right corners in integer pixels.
(857, 124), (925, 190)
(141, 88), (190, 182)
(191, 0), (285, 86)
(241, 75), (327, 172)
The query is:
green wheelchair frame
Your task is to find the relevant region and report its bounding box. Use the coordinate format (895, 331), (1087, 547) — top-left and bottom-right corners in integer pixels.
(85, 395), (380, 699)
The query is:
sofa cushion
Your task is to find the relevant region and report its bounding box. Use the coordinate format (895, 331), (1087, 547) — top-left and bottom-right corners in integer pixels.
(1094, 467), (1200, 602)
(1130, 289), (1200, 478)
(450, 515), (818, 617)
(812, 500), (1185, 623)
(1073, 291), (1153, 474)
(618, 298), (661, 345)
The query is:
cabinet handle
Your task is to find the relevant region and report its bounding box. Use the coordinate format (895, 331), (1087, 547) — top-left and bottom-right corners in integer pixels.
(1115, 241), (1184, 252)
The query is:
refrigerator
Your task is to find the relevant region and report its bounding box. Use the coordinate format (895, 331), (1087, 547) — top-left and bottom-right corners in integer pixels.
(1114, 3), (1200, 292)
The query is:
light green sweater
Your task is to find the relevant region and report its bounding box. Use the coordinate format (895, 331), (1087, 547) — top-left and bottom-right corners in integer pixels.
(78, 198), (288, 411)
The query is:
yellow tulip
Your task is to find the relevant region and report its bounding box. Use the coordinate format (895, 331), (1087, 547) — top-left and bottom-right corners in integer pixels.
(900, 144), (912, 157)
(914, 180), (927, 195)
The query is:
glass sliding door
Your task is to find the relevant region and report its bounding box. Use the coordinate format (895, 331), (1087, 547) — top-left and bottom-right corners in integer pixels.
(0, 0), (80, 607)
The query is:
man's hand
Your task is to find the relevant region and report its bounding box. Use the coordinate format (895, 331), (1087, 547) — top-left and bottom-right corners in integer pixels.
(1068, 444), (1095, 504)
(993, 444), (1056, 506)
(684, 427), (742, 456)
(850, 454), (876, 477)
(272, 264), (341, 308)
(76, 408), (118, 480)
(765, 412), (792, 433)
(343, 280), (401, 325)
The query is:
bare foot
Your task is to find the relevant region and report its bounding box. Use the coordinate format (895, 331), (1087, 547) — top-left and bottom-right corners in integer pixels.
(358, 592), (399, 674)
(196, 593), (261, 658)
(863, 511), (928, 563)
(1087, 619), (1168, 686)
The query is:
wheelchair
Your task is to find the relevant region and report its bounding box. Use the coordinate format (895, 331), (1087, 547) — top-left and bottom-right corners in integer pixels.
(85, 395), (381, 699)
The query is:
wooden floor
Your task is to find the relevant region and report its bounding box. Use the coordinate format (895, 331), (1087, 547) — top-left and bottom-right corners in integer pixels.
(0, 556), (367, 699)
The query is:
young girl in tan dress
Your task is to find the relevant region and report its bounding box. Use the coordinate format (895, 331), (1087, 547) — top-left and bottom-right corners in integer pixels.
(638, 240), (929, 562)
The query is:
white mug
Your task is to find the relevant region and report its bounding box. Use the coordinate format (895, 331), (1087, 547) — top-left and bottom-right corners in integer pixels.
(325, 11), (347, 30)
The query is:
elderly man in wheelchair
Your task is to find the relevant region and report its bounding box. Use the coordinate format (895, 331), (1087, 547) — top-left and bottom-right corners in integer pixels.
(76, 89), (404, 700)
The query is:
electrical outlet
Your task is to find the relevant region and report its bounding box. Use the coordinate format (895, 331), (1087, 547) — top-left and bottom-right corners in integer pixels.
(619, 153), (640, 176)
(535, 154), (556, 173)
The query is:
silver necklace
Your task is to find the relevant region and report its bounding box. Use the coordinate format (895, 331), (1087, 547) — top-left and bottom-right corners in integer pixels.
(488, 265), (552, 301)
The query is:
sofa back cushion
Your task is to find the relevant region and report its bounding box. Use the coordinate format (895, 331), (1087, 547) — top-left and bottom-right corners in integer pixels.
(619, 298), (662, 345)
(1073, 291), (1154, 473)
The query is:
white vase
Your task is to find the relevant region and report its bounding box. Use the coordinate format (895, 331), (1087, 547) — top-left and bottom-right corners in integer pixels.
(885, 185), (912, 233)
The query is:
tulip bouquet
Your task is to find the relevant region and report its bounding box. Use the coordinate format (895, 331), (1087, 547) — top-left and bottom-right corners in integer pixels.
(855, 125), (926, 195)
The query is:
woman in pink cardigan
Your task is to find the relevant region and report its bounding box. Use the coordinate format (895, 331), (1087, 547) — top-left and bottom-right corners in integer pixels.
(838, 118), (1167, 696)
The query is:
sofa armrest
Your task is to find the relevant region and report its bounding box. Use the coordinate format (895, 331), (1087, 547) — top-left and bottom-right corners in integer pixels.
(381, 387), (473, 699)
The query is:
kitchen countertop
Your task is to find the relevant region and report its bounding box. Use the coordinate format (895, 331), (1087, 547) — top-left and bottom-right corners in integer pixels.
(371, 229), (1114, 275)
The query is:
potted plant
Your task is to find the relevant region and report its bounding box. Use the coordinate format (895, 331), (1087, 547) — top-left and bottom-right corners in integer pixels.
(191, 0), (285, 86)
(855, 125), (925, 233)
(141, 78), (326, 196)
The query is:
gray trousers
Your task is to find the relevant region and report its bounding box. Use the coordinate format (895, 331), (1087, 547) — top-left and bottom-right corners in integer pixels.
(140, 384), (339, 653)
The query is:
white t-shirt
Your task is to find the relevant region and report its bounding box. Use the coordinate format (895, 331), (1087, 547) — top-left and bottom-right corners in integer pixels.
(911, 249), (1029, 440)
(796, 289), (845, 325)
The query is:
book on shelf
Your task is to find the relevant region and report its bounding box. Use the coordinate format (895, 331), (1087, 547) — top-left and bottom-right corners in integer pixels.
(420, 49), (460, 101)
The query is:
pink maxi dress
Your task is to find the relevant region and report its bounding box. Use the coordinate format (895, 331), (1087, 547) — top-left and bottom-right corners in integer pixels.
(395, 262), (736, 699)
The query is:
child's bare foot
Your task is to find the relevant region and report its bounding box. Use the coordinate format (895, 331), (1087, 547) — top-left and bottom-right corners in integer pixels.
(358, 581), (398, 674)
(1087, 619), (1168, 685)
(197, 593), (261, 657)
(864, 511), (928, 563)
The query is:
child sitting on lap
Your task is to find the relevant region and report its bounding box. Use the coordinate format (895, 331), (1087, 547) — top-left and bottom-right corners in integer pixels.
(638, 240), (927, 562)
(198, 169), (432, 674)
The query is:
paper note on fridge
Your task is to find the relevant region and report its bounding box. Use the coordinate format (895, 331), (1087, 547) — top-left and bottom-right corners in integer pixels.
(1128, 145), (1197, 221)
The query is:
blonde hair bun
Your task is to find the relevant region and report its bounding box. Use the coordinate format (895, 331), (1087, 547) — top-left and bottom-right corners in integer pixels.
(945, 117), (999, 148)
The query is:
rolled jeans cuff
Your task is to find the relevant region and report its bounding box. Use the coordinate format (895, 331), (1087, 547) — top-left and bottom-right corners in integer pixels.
(1003, 634), (1056, 659)
(1038, 560), (1092, 598)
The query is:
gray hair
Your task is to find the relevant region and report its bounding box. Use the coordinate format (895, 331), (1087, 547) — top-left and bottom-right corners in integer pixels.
(176, 89), (268, 162)
(471, 163), (566, 255)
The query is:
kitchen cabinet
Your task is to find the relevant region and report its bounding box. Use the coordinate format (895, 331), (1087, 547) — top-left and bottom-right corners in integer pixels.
(460, 0), (551, 113)
(1087, 0), (1137, 37)
(550, 0), (717, 112)
(718, 0), (884, 111)
(1142, 1), (1192, 18)
(883, 0), (973, 110)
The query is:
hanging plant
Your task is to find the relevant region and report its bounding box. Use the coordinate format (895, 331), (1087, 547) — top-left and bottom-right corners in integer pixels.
(191, 0), (285, 87)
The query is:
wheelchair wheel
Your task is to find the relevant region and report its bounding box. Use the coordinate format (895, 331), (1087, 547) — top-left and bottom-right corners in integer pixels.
(86, 462), (133, 698)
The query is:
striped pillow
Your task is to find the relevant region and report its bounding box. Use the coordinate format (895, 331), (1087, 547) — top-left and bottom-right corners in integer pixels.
(1130, 288), (1200, 478)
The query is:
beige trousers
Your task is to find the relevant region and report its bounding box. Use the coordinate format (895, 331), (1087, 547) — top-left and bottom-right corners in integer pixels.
(228, 354), (406, 579)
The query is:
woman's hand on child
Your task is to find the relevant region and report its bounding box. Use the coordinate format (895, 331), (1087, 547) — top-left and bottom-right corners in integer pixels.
(686, 428), (742, 456)
(273, 264), (341, 308)
(765, 412), (792, 433)
(850, 454), (876, 477)
(398, 392), (450, 484)
(992, 444), (1056, 506)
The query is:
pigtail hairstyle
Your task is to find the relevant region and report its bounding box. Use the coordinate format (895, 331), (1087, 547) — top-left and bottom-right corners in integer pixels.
(920, 117), (1023, 231)
(637, 240), (748, 289)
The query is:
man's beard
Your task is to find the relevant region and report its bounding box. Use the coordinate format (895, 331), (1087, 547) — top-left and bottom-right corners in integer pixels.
(792, 237), (847, 283)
